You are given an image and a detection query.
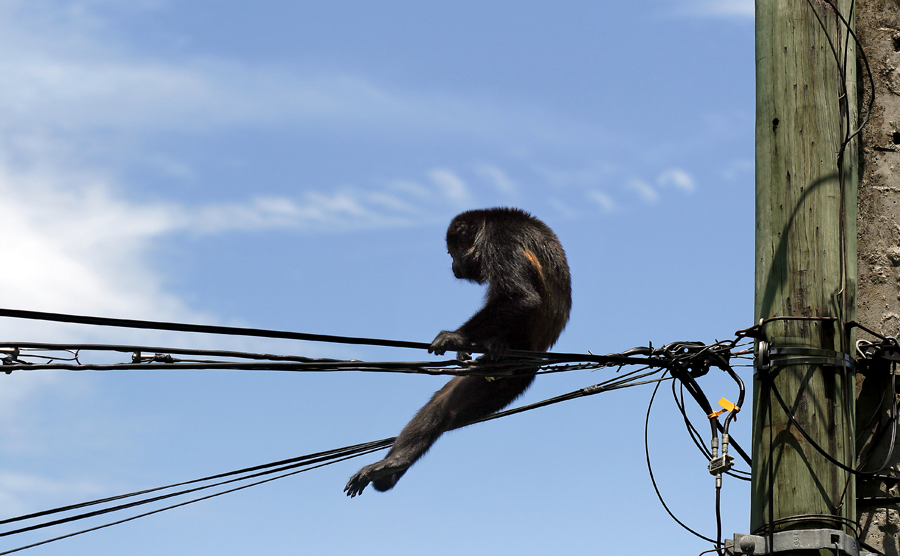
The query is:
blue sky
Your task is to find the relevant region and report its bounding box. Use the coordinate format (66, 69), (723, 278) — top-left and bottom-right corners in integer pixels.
(0, 1), (756, 554)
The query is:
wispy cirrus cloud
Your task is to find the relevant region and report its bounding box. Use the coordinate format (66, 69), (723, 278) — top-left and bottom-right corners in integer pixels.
(657, 168), (697, 193)
(476, 164), (518, 197)
(626, 178), (661, 203)
(0, 2), (605, 159)
(587, 190), (617, 213)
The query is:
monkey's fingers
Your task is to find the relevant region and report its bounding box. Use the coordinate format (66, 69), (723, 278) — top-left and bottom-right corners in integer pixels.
(430, 330), (467, 356)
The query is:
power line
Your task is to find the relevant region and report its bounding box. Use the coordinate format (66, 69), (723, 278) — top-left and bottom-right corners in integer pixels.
(0, 366), (668, 553)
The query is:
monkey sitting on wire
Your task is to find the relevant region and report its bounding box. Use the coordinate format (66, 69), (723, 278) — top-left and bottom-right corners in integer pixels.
(345, 207), (571, 497)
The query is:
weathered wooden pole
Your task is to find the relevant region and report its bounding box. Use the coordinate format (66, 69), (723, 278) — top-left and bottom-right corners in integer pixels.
(752, 0), (858, 545)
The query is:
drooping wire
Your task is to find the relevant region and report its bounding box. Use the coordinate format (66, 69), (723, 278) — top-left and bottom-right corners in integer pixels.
(0, 307), (754, 553)
(0, 439), (393, 529)
(672, 381), (750, 480)
(0, 447), (384, 556)
(0, 365), (669, 553)
(644, 373), (718, 546)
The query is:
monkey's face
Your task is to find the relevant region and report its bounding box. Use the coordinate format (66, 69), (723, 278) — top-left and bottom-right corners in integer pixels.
(449, 245), (485, 283)
(446, 216), (485, 283)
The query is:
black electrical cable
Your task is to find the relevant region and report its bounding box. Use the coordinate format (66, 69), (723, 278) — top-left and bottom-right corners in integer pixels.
(671, 382), (749, 481)
(0, 342), (347, 363)
(870, 361), (899, 473)
(674, 381), (712, 458)
(769, 380), (900, 480)
(644, 373), (719, 545)
(0, 448), (382, 556)
(0, 365), (667, 550)
(715, 484), (723, 556)
(0, 306), (758, 553)
(0, 444), (392, 537)
(0, 308), (676, 368)
(852, 360), (899, 477)
(0, 308), (432, 351)
(0, 438), (393, 528)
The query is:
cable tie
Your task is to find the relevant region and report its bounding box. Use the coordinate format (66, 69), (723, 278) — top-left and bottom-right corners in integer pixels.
(708, 398), (740, 419)
(718, 398), (738, 413)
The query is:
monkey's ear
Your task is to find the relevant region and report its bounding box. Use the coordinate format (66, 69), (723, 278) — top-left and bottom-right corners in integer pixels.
(449, 219), (470, 238)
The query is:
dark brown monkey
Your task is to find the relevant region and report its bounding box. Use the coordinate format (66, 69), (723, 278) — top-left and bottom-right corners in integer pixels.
(344, 207), (571, 497)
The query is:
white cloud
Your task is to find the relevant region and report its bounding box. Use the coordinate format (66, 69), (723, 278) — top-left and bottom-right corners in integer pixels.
(626, 178), (660, 203)
(0, 1), (620, 186)
(533, 162), (616, 188)
(0, 166), (193, 322)
(657, 168), (696, 193)
(191, 190), (422, 233)
(476, 164), (517, 196)
(587, 190), (616, 213)
(0, 5), (580, 149)
(387, 179), (434, 200)
(428, 168), (471, 206)
(0, 160), (468, 322)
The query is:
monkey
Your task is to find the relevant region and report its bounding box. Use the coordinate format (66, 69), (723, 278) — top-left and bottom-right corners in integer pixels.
(344, 207), (571, 497)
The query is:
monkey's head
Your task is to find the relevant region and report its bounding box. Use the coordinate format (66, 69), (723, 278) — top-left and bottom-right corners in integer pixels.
(446, 211), (486, 283)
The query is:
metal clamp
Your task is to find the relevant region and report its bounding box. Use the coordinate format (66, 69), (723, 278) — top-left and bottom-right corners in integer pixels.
(769, 347), (856, 370)
(730, 529), (867, 556)
(757, 341), (856, 374)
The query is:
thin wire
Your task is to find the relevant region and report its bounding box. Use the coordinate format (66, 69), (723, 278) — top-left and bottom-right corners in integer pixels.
(0, 342), (347, 363)
(0, 309), (740, 374)
(0, 449), (378, 556)
(0, 366), (666, 548)
(644, 373), (719, 545)
(715, 484), (723, 556)
(769, 379), (900, 480)
(671, 382), (750, 480)
(0, 439), (393, 527)
(0, 307), (753, 551)
(0, 308), (433, 351)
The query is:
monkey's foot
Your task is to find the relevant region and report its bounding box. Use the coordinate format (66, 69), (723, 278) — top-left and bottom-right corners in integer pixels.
(344, 461), (408, 497)
(344, 469), (371, 498)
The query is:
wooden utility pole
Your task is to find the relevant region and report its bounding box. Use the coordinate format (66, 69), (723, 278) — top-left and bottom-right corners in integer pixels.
(752, 0), (858, 548)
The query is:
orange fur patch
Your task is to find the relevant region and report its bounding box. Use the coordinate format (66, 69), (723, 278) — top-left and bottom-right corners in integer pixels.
(523, 249), (543, 279)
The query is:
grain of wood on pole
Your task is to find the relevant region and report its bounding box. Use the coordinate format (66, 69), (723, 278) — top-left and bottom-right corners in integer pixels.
(753, 0), (858, 543)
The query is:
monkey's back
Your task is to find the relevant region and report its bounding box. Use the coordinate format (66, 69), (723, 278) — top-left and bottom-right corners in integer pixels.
(521, 219), (571, 352)
(480, 208), (572, 352)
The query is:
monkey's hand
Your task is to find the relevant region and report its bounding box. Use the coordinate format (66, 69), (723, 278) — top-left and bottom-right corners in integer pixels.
(428, 330), (470, 359)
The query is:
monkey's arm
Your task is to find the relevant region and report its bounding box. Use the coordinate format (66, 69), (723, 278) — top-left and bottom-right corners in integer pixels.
(430, 282), (541, 359)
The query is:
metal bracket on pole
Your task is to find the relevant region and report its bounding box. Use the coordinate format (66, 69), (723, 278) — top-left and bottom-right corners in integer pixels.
(730, 530), (873, 556)
(756, 341), (856, 375)
(768, 346), (856, 370)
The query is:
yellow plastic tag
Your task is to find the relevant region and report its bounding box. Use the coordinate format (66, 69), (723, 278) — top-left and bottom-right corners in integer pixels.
(719, 398), (736, 412)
